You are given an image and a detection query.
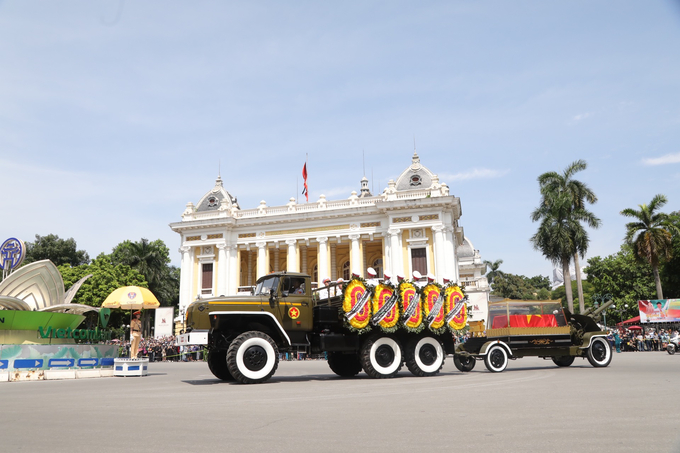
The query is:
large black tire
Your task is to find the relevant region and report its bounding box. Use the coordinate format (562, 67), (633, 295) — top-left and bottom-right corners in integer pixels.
(454, 354), (476, 372)
(668, 345), (676, 355)
(587, 337), (612, 368)
(226, 331), (279, 384)
(552, 356), (575, 367)
(207, 348), (234, 381)
(360, 334), (403, 379)
(327, 352), (362, 377)
(484, 345), (508, 373)
(405, 336), (445, 377)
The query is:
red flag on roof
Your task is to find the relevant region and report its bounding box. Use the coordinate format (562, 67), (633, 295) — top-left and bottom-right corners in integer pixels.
(302, 162), (308, 202)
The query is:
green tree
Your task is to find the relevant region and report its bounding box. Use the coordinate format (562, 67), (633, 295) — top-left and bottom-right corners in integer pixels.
(59, 254), (147, 329)
(110, 238), (179, 306)
(621, 194), (680, 299)
(492, 273), (550, 300)
(531, 191), (598, 313)
(24, 234), (89, 266)
(660, 212), (680, 298)
(483, 259), (504, 287)
(585, 245), (656, 322)
(535, 160), (601, 313)
(551, 280), (595, 310)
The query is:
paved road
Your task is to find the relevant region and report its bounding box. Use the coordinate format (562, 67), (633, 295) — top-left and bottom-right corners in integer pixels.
(0, 352), (678, 453)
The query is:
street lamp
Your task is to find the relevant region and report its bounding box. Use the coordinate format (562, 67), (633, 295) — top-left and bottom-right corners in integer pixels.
(592, 293), (612, 327)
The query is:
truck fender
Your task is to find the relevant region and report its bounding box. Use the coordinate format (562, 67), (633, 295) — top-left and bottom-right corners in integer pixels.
(578, 332), (609, 349)
(209, 311), (291, 346)
(478, 340), (513, 357)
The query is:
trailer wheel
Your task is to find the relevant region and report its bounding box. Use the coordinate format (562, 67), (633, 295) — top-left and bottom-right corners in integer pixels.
(587, 337), (612, 367)
(227, 331), (279, 384)
(667, 345), (676, 355)
(207, 348), (234, 381)
(405, 336), (445, 377)
(551, 356), (575, 367)
(454, 355), (476, 372)
(360, 335), (403, 379)
(327, 352), (362, 377)
(484, 345), (508, 373)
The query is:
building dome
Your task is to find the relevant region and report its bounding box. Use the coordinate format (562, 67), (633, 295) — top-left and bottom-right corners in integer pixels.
(195, 176), (239, 212)
(457, 237), (475, 258)
(394, 152), (437, 191)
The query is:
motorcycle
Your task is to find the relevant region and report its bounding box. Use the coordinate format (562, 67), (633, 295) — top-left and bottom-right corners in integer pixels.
(667, 335), (679, 355)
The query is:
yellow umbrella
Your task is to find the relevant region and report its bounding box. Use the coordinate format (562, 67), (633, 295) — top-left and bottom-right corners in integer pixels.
(102, 286), (160, 310)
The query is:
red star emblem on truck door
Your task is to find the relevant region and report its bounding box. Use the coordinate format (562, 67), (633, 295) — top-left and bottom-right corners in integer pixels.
(288, 307), (300, 319)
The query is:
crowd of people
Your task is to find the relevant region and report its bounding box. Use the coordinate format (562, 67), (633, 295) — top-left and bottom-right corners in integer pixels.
(112, 335), (203, 362)
(611, 328), (678, 352)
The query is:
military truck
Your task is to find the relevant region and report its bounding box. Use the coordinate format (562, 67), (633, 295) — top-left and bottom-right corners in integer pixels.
(453, 299), (614, 373)
(178, 271), (466, 384)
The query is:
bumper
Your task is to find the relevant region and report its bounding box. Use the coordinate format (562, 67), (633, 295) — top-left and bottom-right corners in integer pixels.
(176, 330), (208, 346)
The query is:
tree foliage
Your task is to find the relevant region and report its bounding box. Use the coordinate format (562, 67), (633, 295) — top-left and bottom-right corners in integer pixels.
(492, 273), (552, 300)
(584, 246), (655, 322)
(25, 234), (89, 267)
(621, 194), (679, 299)
(483, 259), (504, 287)
(110, 238), (179, 306)
(59, 254), (148, 328)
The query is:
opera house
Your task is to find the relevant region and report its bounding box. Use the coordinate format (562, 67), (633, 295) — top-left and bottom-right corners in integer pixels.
(170, 153), (490, 321)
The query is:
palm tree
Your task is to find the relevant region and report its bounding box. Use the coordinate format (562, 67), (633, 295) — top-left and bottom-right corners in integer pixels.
(531, 191), (598, 313)
(111, 239), (171, 301)
(536, 160), (601, 313)
(483, 259), (504, 287)
(621, 194), (680, 299)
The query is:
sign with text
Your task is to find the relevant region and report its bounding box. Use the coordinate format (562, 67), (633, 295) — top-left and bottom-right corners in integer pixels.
(638, 299), (680, 323)
(154, 307), (174, 338)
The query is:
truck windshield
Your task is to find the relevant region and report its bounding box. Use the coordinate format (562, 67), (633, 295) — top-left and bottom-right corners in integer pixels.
(255, 277), (280, 296)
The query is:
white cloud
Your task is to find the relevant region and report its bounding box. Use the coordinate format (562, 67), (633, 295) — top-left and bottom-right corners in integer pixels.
(642, 153), (680, 166)
(439, 168), (509, 181)
(572, 112), (593, 122)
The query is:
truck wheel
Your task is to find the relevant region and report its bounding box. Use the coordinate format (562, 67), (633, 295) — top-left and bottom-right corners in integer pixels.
(227, 331), (279, 384)
(667, 345), (676, 355)
(454, 355), (476, 372)
(207, 349), (234, 381)
(587, 337), (612, 367)
(405, 336), (445, 377)
(484, 345), (508, 373)
(327, 352), (362, 377)
(360, 335), (403, 379)
(552, 356), (575, 367)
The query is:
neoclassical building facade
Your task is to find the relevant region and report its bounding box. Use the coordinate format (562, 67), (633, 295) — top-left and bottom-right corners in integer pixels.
(170, 153), (490, 320)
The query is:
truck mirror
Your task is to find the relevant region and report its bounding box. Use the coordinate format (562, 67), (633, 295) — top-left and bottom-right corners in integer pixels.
(269, 292), (277, 308)
(282, 290), (289, 297)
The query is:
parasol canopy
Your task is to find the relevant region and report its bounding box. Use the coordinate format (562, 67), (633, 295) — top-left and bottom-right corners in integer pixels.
(102, 286), (160, 310)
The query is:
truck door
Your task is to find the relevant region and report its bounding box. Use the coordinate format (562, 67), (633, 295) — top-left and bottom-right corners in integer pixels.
(279, 276), (313, 335)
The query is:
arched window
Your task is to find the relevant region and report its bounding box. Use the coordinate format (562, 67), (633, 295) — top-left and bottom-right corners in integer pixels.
(372, 258), (383, 279)
(342, 261), (350, 280)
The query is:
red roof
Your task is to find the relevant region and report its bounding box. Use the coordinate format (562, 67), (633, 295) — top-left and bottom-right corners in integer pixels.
(618, 315), (640, 325)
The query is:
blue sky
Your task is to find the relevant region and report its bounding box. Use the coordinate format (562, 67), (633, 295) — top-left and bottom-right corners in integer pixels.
(1, 1), (679, 279)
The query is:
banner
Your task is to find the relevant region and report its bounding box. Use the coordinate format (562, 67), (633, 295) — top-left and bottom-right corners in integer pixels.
(154, 307), (175, 338)
(638, 299), (680, 323)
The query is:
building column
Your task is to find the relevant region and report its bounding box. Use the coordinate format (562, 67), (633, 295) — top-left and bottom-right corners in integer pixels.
(216, 243), (228, 296)
(432, 225), (445, 283)
(179, 246), (193, 316)
(330, 242), (337, 280)
(444, 226), (459, 283)
(349, 234), (361, 276)
(228, 245), (239, 295)
(274, 246), (280, 272)
(317, 237), (329, 281)
(301, 244), (308, 275)
(388, 228), (403, 277)
(286, 239), (298, 272)
(247, 248), (254, 286)
(256, 242), (267, 279)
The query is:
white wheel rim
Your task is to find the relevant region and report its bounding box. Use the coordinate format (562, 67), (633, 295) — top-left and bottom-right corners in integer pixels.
(236, 337), (276, 380)
(414, 337), (443, 373)
(487, 346), (507, 372)
(370, 337), (402, 375)
(591, 338), (611, 365)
